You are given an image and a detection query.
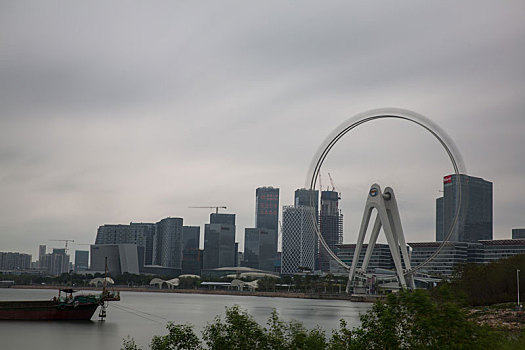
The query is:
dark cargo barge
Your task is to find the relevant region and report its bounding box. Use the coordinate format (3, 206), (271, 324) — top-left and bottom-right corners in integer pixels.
(0, 288), (120, 321)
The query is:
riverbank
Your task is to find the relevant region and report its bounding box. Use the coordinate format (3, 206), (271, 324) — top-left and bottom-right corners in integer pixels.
(9, 284), (380, 302)
(468, 303), (525, 332)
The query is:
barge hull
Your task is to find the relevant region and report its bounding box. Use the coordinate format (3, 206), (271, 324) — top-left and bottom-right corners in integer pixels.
(0, 300), (99, 320)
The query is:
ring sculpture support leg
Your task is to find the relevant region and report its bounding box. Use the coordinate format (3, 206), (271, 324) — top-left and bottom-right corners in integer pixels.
(383, 187), (415, 290)
(360, 215), (382, 276)
(346, 184), (415, 293)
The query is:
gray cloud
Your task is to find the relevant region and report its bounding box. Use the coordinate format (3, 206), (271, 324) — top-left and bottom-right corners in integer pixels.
(1, 1), (524, 257)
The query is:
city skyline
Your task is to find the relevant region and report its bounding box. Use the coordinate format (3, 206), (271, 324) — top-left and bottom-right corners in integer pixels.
(1, 2), (525, 258)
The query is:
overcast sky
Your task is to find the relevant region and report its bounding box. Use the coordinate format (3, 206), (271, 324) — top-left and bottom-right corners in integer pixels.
(1, 1), (524, 259)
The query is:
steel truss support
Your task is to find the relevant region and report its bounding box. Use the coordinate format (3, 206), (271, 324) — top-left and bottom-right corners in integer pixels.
(346, 184), (415, 293)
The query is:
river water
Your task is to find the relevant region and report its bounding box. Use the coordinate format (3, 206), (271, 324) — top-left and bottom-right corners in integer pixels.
(0, 288), (371, 349)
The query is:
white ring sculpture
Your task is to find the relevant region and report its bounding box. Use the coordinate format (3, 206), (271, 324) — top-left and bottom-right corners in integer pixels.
(305, 108), (466, 275)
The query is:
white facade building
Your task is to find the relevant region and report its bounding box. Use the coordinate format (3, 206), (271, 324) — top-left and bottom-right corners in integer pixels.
(281, 205), (317, 274)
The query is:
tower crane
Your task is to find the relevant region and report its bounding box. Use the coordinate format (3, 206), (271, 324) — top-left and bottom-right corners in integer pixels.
(328, 172), (336, 191)
(188, 206), (227, 214)
(48, 239), (75, 254)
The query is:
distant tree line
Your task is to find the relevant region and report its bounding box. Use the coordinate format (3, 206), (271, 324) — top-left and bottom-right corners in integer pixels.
(1, 271), (350, 295)
(0, 272), (159, 287)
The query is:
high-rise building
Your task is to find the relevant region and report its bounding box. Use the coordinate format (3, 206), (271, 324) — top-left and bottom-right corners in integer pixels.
(281, 205), (317, 274)
(90, 244), (140, 275)
(37, 248), (69, 275)
(49, 248), (70, 275)
(294, 188), (319, 269)
(256, 186), (279, 236)
(512, 228), (525, 239)
(182, 226), (200, 275)
(234, 242), (239, 267)
(294, 189), (319, 221)
(130, 222), (155, 265)
(95, 222), (155, 265)
(210, 213), (235, 226)
(0, 252), (32, 270)
(237, 250), (244, 267)
(153, 217), (184, 269)
(436, 174), (493, 243)
(243, 229), (259, 269)
(203, 224), (235, 269)
(319, 190), (343, 272)
(38, 245), (46, 268)
(203, 213), (236, 269)
(435, 197), (444, 241)
(74, 250), (89, 272)
(243, 227), (277, 271)
(254, 187), (279, 268)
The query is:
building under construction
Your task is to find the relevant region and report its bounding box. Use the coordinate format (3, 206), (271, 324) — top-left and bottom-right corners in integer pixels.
(319, 190), (343, 272)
